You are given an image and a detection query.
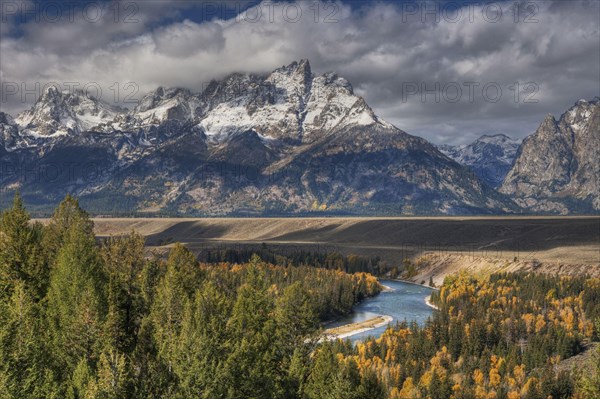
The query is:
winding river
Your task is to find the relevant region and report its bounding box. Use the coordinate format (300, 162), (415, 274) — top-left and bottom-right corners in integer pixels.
(328, 280), (435, 342)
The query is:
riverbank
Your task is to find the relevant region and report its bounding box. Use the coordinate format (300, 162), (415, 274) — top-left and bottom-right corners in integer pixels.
(380, 284), (395, 292)
(425, 295), (439, 310)
(323, 315), (394, 340)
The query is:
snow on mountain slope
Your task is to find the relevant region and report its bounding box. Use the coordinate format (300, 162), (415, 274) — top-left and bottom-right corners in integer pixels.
(127, 87), (201, 127)
(15, 86), (126, 136)
(198, 60), (386, 143)
(8, 60), (392, 145)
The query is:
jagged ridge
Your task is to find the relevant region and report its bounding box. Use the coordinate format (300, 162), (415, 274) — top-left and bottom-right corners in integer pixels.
(499, 98), (600, 214)
(0, 60), (555, 215)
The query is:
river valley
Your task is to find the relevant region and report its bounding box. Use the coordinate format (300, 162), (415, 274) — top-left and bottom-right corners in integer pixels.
(326, 280), (435, 342)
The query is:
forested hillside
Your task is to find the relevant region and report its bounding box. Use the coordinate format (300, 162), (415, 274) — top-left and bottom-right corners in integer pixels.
(1, 194), (599, 398)
(0, 193), (379, 398)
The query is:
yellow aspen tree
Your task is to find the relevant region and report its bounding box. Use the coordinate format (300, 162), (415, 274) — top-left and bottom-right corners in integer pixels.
(398, 377), (421, 399)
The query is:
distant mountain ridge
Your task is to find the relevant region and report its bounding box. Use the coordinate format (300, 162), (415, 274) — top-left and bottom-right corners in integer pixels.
(0, 60), (597, 215)
(438, 134), (521, 188)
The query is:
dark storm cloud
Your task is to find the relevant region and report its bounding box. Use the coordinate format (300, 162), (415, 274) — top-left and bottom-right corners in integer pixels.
(1, 0), (598, 144)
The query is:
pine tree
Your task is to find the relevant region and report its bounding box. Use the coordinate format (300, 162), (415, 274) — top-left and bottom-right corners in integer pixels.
(101, 232), (146, 354)
(222, 262), (280, 398)
(70, 357), (93, 399)
(358, 367), (386, 399)
(304, 343), (339, 399)
(574, 319), (600, 398)
(130, 315), (174, 399)
(46, 213), (106, 376)
(287, 347), (310, 397)
(85, 350), (131, 399)
(42, 194), (93, 265)
(275, 282), (320, 350)
(139, 255), (162, 314)
(0, 192), (47, 301)
(0, 281), (59, 398)
(172, 283), (232, 398)
(331, 358), (362, 399)
(165, 243), (203, 297)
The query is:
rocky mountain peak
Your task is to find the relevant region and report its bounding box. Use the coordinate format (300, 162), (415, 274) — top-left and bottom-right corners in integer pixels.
(14, 87), (124, 136)
(500, 98), (600, 213)
(0, 112), (20, 150)
(297, 58), (311, 74)
(2, 61), (596, 216)
(322, 72), (353, 93)
(134, 86), (193, 113)
(541, 113), (557, 125)
(40, 85), (61, 100)
(128, 87), (200, 127)
(276, 59), (312, 76)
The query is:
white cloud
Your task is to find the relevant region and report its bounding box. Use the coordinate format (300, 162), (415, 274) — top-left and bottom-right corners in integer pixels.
(152, 20), (225, 57)
(1, 0), (598, 145)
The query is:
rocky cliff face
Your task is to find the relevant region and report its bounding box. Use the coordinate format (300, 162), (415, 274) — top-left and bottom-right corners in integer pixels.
(499, 98), (600, 214)
(438, 134), (520, 188)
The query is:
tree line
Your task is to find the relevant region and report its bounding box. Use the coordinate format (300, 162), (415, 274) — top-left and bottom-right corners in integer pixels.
(196, 246), (384, 276)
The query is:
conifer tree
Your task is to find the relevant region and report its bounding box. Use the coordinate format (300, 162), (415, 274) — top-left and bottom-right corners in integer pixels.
(172, 282), (231, 398)
(222, 260), (280, 398)
(275, 282), (320, 351)
(0, 281), (59, 398)
(85, 350), (131, 399)
(287, 347), (310, 397)
(331, 358), (362, 399)
(46, 209), (106, 377)
(0, 192), (47, 301)
(304, 342), (339, 399)
(42, 194), (93, 265)
(101, 232), (146, 354)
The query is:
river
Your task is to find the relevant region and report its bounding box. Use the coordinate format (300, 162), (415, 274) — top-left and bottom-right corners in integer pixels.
(328, 280), (435, 342)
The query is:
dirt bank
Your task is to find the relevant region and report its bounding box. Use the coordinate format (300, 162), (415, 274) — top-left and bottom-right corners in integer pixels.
(323, 315), (394, 340)
(405, 252), (600, 287)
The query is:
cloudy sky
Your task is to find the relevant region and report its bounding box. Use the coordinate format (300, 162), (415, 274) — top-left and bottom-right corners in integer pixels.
(1, 0), (598, 144)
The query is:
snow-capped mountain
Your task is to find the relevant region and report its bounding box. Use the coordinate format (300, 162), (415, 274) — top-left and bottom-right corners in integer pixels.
(499, 98), (600, 214)
(0, 60), (543, 215)
(195, 60), (388, 143)
(438, 134), (521, 188)
(14, 87), (126, 137)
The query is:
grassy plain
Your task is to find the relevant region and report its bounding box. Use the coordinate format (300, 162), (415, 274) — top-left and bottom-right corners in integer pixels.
(60, 216), (600, 280)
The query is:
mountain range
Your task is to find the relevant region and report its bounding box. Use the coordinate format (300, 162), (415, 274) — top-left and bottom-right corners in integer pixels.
(0, 60), (597, 215)
(438, 134), (521, 189)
